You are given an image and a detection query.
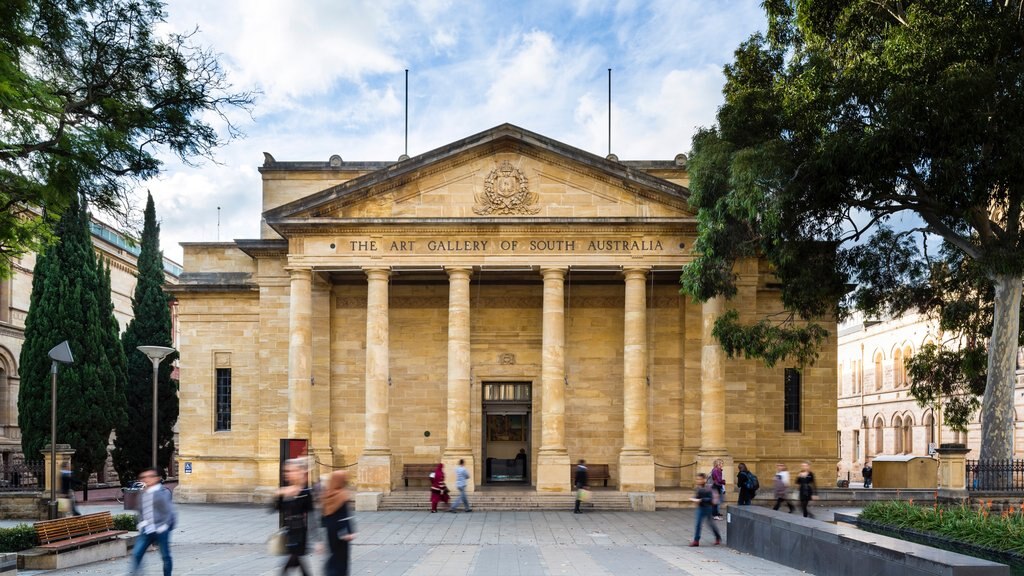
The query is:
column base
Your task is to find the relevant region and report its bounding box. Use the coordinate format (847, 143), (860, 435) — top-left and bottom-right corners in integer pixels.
(357, 451), (393, 493)
(536, 450), (571, 493)
(443, 450), (476, 492)
(618, 449), (655, 492)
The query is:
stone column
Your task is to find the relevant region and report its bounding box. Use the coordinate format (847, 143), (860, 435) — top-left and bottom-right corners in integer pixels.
(697, 297), (733, 484)
(619, 267), (655, 494)
(286, 267), (313, 440)
(358, 267), (392, 493)
(936, 444), (970, 495)
(536, 267), (570, 492)
(443, 267), (475, 490)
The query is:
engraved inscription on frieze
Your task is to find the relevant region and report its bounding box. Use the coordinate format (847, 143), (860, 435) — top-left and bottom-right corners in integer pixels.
(474, 161), (540, 215)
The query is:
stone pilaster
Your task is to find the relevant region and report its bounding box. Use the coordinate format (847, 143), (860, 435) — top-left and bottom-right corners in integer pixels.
(442, 267), (474, 490)
(286, 267), (312, 440)
(619, 267), (654, 492)
(697, 296), (732, 482)
(358, 267), (392, 493)
(536, 267), (570, 492)
(936, 444), (970, 493)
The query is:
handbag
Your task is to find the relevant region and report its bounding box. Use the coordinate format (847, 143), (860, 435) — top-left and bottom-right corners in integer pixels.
(266, 528), (287, 555)
(577, 488), (592, 502)
(57, 497), (72, 513)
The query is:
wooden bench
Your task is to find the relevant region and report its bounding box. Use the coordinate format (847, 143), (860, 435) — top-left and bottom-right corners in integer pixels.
(573, 464), (611, 487)
(33, 511), (126, 552)
(402, 464), (437, 487)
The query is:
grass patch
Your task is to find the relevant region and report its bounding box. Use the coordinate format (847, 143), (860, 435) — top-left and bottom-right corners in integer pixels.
(860, 500), (1024, 556)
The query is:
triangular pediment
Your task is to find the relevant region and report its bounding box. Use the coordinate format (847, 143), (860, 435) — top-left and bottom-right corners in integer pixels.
(264, 124), (694, 227)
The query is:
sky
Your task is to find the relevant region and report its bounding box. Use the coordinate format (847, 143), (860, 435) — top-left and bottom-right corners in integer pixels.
(142, 0), (767, 265)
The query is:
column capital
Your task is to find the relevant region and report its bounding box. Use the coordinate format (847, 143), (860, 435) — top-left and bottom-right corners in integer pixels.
(622, 266), (650, 280)
(445, 266), (473, 279)
(540, 266), (568, 280)
(284, 266), (313, 276)
(363, 267), (391, 280)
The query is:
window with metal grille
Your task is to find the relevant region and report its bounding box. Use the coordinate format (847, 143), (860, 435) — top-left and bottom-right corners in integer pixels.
(215, 368), (231, 431)
(784, 368), (801, 432)
(483, 382), (531, 402)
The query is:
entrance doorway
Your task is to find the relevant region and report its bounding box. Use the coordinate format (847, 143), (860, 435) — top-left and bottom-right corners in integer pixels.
(482, 382), (531, 484)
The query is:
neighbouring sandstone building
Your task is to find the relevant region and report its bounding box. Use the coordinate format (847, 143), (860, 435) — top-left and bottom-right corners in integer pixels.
(837, 313), (1024, 485)
(0, 218), (181, 473)
(170, 125), (838, 507)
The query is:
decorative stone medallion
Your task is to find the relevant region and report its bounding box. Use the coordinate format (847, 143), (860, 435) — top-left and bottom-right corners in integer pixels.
(474, 161), (540, 215)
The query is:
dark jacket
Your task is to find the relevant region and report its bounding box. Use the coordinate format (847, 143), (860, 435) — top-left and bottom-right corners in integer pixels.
(694, 486), (715, 508)
(797, 472), (817, 500)
(276, 488), (313, 553)
(574, 465), (589, 489)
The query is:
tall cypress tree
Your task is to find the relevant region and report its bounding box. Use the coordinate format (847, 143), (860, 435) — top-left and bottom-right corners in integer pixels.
(18, 191), (128, 486)
(113, 193), (177, 482)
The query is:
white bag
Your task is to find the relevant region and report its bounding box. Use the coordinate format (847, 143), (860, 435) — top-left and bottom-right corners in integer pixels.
(429, 472), (435, 479)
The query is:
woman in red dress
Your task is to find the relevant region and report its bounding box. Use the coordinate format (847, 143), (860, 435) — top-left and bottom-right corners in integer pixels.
(429, 463), (449, 513)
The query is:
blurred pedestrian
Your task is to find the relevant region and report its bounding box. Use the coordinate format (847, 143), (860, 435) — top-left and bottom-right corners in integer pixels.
(275, 458), (313, 575)
(573, 460), (589, 514)
(772, 463), (794, 513)
(321, 470), (355, 576)
(451, 459), (472, 513)
(689, 473), (722, 546)
(710, 459), (725, 519)
(797, 461), (817, 518)
(429, 463), (449, 513)
(129, 468), (175, 576)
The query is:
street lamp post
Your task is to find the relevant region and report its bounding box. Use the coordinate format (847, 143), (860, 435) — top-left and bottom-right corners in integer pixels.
(137, 346), (175, 470)
(47, 341), (74, 520)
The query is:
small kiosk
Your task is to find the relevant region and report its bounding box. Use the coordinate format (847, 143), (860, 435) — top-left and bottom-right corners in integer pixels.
(871, 455), (938, 488)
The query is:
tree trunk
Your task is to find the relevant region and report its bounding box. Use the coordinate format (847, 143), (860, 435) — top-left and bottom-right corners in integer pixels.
(978, 273), (1023, 488)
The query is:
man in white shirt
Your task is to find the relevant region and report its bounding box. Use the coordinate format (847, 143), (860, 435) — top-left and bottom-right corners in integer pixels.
(130, 468), (176, 576)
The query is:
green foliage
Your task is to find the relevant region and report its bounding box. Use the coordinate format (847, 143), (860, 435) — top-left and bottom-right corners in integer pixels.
(860, 500), (1024, 556)
(114, 193), (177, 481)
(17, 193), (128, 484)
(112, 513), (138, 532)
(683, 1), (1024, 456)
(0, 0), (255, 278)
(713, 309), (830, 367)
(0, 523), (37, 552)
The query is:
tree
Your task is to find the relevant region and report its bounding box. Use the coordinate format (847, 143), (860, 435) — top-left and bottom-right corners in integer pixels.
(0, 0), (254, 278)
(18, 191), (128, 487)
(682, 1), (1024, 471)
(113, 192), (177, 482)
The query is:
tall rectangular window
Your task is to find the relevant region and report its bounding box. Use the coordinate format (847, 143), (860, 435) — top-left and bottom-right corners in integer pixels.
(853, 430), (861, 462)
(784, 368), (801, 432)
(215, 368), (231, 431)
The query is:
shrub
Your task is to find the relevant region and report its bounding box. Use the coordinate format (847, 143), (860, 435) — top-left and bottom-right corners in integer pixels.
(0, 523), (39, 552)
(860, 500), (1024, 555)
(113, 513), (138, 531)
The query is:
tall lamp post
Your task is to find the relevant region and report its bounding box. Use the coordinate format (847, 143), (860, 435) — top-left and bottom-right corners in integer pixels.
(47, 341), (74, 519)
(137, 346), (175, 470)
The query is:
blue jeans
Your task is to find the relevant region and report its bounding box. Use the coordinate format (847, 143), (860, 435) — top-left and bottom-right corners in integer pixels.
(693, 506), (721, 543)
(131, 529), (172, 576)
(454, 486), (471, 511)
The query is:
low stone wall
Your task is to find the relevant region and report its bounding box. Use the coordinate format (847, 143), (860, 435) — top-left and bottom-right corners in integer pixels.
(0, 492), (46, 519)
(726, 504), (1009, 576)
(656, 488), (936, 509)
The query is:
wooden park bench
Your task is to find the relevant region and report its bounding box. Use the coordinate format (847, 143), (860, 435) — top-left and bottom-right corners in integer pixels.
(33, 511), (126, 552)
(572, 463), (611, 487)
(402, 463), (437, 487)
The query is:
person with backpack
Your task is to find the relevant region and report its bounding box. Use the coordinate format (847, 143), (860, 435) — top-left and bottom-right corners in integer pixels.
(709, 459), (726, 520)
(736, 462), (758, 505)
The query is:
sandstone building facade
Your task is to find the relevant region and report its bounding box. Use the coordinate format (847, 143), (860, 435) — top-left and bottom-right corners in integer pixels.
(170, 125), (838, 506)
(837, 313), (1024, 484)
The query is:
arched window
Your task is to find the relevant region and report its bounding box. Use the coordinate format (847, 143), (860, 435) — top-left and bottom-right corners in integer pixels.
(874, 352), (884, 391)
(893, 347), (904, 387)
(893, 415), (904, 453)
(874, 416), (884, 455)
(903, 415), (914, 454)
(902, 345), (913, 386)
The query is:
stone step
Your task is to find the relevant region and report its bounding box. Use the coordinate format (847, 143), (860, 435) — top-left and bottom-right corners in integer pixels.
(379, 491), (633, 511)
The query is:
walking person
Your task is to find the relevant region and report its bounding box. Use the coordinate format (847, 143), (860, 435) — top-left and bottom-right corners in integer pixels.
(689, 473), (722, 546)
(573, 459), (589, 514)
(59, 461), (81, 516)
(736, 462), (757, 506)
(772, 463), (795, 513)
(451, 459), (472, 513)
(796, 461), (817, 518)
(429, 463), (449, 513)
(321, 470), (356, 576)
(129, 468), (176, 576)
(276, 458), (314, 575)
(861, 461), (873, 488)
(710, 459), (726, 519)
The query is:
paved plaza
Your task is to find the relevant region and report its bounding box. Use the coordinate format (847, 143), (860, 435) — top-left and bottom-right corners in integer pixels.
(1, 500), (829, 575)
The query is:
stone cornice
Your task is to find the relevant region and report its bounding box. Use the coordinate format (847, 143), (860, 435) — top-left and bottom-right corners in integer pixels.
(236, 239), (288, 258)
(0, 323), (25, 340)
(266, 217), (697, 236)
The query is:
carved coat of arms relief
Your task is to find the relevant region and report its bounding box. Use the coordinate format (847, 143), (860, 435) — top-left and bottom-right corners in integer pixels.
(473, 161), (540, 215)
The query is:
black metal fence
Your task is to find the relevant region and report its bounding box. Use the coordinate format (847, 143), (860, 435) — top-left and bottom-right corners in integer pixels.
(966, 459), (1024, 491)
(0, 460), (45, 491)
